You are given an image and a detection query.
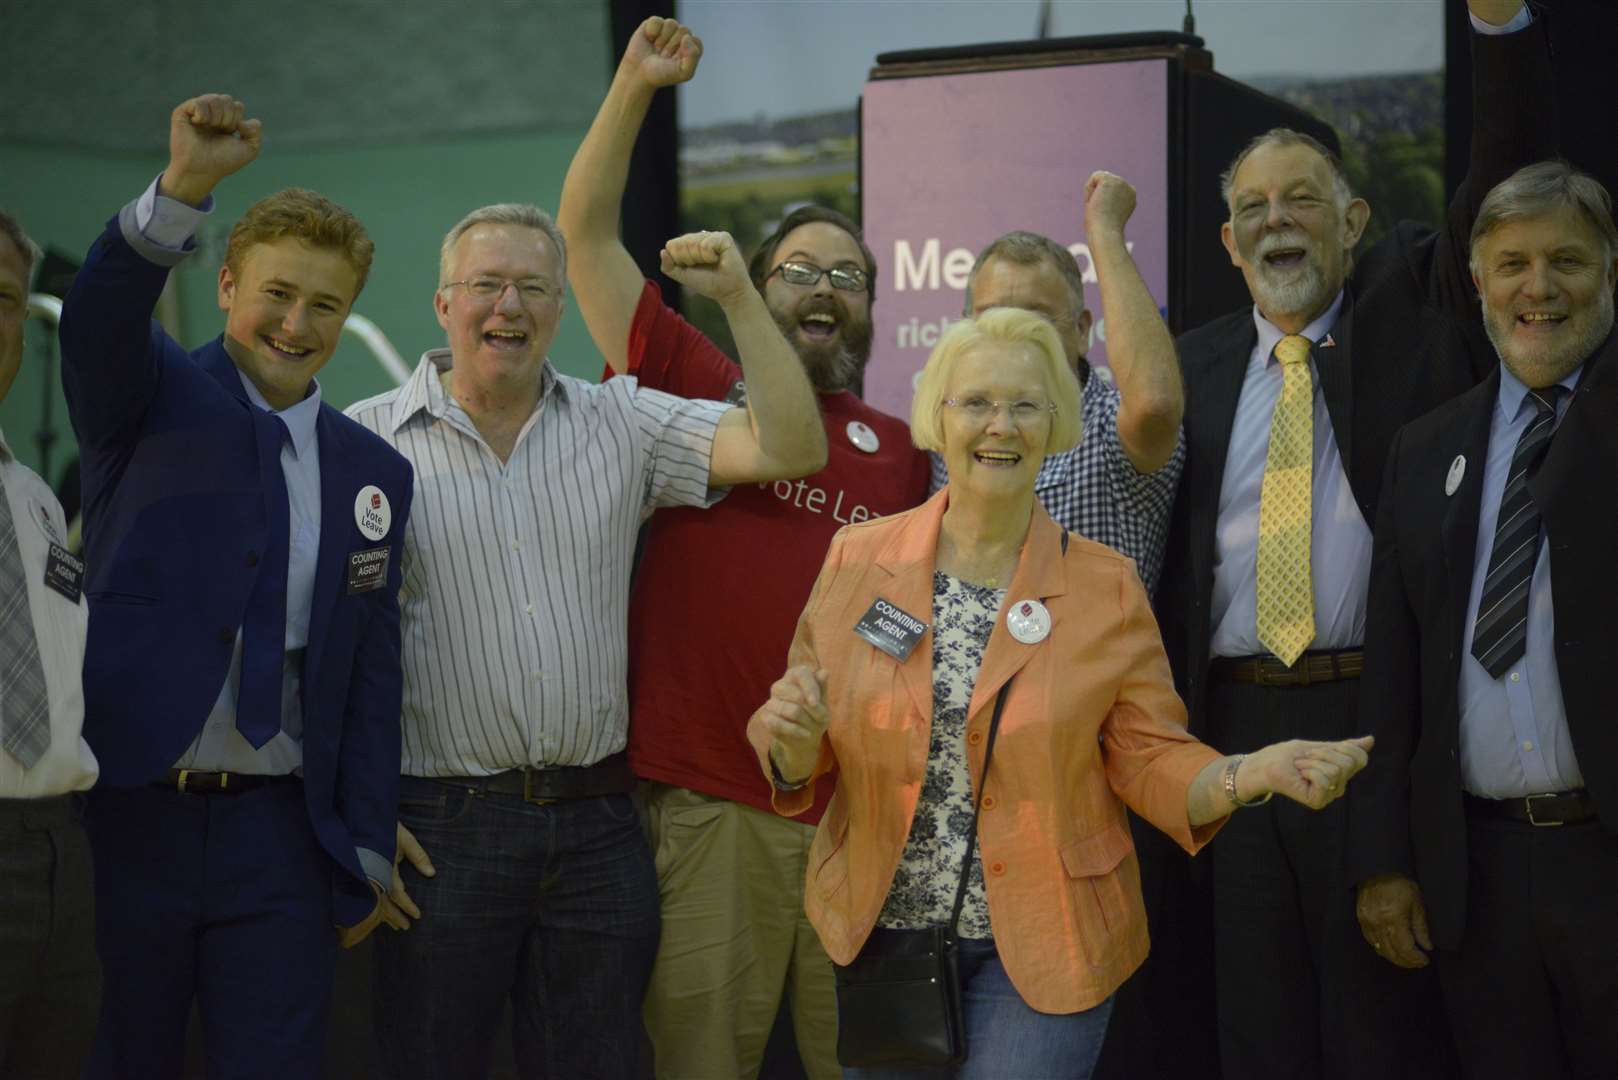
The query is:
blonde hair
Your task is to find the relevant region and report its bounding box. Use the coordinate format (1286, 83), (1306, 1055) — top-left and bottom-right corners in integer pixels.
(225, 188), (374, 296)
(910, 308), (1082, 454)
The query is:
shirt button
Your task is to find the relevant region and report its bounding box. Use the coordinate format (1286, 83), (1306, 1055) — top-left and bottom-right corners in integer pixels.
(245, 551), (259, 567)
(1510, 671), (1521, 683)
(967, 731), (983, 746)
(525, 603), (535, 615)
(989, 861), (1006, 876)
(510, 540), (520, 552)
(1521, 740), (1534, 752)
(533, 672), (544, 682)
(217, 628), (233, 644)
(982, 795), (996, 810)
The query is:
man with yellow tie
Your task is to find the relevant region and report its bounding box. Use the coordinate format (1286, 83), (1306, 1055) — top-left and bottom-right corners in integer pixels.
(1152, 1), (1553, 1076)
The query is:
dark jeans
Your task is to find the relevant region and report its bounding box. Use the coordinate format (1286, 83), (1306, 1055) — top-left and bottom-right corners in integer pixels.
(373, 780), (660, 1079)
(0, 795), (99, 1080)
(842, 938), (1114, 1080)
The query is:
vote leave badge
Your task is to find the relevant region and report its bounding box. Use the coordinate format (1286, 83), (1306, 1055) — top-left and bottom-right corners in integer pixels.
(354, 485), (391, 541)
(853, 597), (929, 661)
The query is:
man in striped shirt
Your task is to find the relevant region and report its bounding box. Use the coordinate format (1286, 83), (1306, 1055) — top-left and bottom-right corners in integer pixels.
(346, 205), (825, 1078)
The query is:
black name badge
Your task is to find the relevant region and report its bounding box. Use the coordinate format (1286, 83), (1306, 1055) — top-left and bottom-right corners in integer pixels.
(853, 597), (929, 662)
(43, 543), (85, 603)
(346, 545), (391, 595)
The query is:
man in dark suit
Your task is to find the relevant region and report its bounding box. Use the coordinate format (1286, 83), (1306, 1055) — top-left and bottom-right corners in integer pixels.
(58, 94), (413, 1077)
(1154, 2), (1552, 1075)
(1348, 161), (1618, 1080)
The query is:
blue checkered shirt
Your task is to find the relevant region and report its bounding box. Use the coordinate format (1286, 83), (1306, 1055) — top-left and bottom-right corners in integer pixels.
(930, 373), (1182, 595)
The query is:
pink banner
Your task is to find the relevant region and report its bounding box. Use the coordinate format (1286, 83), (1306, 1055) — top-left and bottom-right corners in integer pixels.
(861, 59), (1170, 419)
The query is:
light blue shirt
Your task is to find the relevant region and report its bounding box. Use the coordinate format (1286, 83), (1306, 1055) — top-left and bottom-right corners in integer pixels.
(1457, 363), (1583, 798)
(1209, 293), (1374, 658)
(134, 175), (325, 775)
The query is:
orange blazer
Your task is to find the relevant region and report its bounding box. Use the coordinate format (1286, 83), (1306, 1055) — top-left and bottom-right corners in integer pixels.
(749, 489), (1225, 1013)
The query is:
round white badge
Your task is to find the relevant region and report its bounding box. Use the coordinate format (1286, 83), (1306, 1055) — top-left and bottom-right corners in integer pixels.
(847, 420), (880, 454)
(1444, 454), (1466, 497)
(354, 485), (392, 541)
(1007, 599), (1051, 644)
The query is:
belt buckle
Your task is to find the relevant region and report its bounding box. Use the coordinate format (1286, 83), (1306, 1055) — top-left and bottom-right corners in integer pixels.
(520, 770), (557, 807)
(1287, 657), (1312, 687)
(1524, 793), (1564, 827)
(176, 768), (191, 793)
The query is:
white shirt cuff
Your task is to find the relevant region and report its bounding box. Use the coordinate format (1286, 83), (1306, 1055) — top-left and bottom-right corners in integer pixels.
(134, 174), (213, 252)
(1471, 5), (1532, 34)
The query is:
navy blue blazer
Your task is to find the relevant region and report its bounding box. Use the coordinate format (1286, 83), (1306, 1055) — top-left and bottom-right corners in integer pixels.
(59, 209), (413, 926)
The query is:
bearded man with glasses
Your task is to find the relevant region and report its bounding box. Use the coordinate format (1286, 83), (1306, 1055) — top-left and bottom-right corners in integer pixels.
(558, 16), (929, 1080)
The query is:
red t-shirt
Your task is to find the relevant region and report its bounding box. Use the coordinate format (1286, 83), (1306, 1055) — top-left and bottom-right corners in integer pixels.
(613, 281), (930, 822)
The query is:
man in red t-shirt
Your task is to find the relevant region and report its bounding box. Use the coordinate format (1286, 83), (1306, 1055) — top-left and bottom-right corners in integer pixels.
(560, 17), (929, 1080)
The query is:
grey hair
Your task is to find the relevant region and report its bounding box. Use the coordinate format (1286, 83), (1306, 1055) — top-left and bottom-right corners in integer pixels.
(1469, 160), (1618, 275)
(439, 203), (567, 288)
(1219, 128), (1355, 212)
(0, 209), (42, 282)
(962, 230), (1086, 319)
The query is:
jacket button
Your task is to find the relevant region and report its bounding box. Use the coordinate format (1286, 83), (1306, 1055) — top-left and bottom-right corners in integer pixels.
(967, 730), (983, 746)
(218, 628), (234, 644)
(245, 551), (260, 567)
(989, 861), (1006, 875)
(982, 795), (996, 810)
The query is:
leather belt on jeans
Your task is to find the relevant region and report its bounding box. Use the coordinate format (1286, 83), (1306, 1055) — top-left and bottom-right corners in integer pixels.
(1463, 790), (1597, 827)
(157, 769), (301, 795)
(466, 753), (636, 806)
(1209, 649), (1365, 687)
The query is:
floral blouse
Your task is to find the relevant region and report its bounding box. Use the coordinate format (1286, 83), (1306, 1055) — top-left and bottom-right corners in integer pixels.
(876, 570), (1005, 939)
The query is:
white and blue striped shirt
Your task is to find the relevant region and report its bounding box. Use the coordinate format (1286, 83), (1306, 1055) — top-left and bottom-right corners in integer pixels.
(346, 350), (729, 776)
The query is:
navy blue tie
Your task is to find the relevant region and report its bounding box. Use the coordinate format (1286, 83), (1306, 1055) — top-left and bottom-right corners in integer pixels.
(238, 413), (290, 748)
(1470, 386), (1565, 679)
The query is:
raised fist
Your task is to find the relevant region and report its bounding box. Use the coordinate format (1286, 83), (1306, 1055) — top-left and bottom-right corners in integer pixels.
(624, 16), (703, 90)
(161, 94), (263, 207)
(1083, 170), (1137, 239)
(660, 230), (749, 308)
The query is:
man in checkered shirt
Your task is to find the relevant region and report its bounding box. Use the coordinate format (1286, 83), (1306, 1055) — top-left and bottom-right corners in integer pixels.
(929, 172), (1184, 595)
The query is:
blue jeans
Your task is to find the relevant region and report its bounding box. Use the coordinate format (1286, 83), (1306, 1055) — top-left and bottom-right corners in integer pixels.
(843, 938), (1114, 1080)
(373, 780), (660, 1079)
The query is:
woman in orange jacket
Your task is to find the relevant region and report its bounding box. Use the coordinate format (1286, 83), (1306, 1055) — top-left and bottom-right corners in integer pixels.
(748, 308), (1372, 1078)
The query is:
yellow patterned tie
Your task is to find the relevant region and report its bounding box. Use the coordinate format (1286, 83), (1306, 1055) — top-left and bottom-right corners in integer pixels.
(1256, 334), (1316, 666)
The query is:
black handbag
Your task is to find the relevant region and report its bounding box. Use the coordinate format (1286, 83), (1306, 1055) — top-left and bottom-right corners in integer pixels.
(831, 673), (1014, 1068)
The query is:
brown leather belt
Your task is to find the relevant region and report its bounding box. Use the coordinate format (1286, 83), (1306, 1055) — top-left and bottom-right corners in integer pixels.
(1209, 649), (1365, 687)
(446, 753), (636, 806)
(1463, 790), (1597, 827)
(158, 769), (301, 795)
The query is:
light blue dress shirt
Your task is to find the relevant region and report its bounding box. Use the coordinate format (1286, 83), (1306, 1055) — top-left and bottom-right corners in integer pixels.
(1457, 363), (1583, 798)
(134, 176), (324, 775)
(1209, 293), (1375, 658)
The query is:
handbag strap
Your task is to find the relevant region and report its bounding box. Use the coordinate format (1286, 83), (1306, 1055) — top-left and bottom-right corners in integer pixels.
(945, 530), (1067, 939)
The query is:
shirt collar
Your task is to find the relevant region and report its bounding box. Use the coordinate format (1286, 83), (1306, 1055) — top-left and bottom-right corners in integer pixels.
(1251, 289), (1346, 366)
(1496, 359), (1583, 424)
(237, 371), (322, 457)
(389, 348), (565, 432)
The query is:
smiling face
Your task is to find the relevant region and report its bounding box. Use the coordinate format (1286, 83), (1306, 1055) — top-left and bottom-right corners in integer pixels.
(218, 237), (359, 410)
(435, 223), (564, 390)
(967, 254), (1091, 373)
(1473, 205), (1618, 388)
(939, 341), (1054, 504)
(0, 234), (28, 406)
(1221, 141), (1368, 333)
(762, 221), (873, 393)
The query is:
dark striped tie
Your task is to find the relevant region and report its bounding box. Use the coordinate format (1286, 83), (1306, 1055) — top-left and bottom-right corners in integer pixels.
(1470, 386), (1566, 679)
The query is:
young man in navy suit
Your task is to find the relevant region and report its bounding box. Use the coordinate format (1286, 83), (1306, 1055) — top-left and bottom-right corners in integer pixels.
(59, 94), (413, 1077)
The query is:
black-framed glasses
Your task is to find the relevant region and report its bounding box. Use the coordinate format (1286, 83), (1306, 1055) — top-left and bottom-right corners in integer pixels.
(441, 277), (560, 305)
(766, 260), (869, 292)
